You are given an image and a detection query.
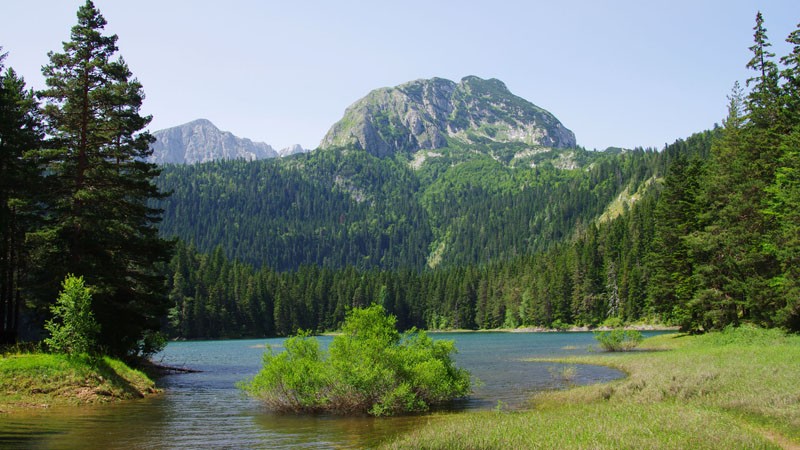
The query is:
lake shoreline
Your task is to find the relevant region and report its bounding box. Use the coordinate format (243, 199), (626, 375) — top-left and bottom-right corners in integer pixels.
(0, 353), (160, 414)
(180, 325), (680, 341)
(384, 327), (800, 449)
(426, 324), (680, 333)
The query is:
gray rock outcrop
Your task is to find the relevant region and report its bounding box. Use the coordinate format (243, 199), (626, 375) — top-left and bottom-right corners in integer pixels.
(149, 119), (280, 164)
(319, 76), (576, 157)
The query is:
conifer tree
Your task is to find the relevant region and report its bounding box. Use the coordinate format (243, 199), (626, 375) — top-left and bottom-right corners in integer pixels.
(30, 1), (172, 356)
(780, 22), (800, 124)
(746, 12), (781, 129)
(767, 20), (800, 330)
(682, 14), (784, 331)
(0, 49), (43, 344)
(766, 131), (800, 330)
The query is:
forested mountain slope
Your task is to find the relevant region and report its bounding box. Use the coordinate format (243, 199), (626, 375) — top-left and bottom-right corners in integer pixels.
(150, 75), (718, 339)
(159, 27), (800, 339)
(155, 76), (662, 271)
(155, 145), (659, 271)
(162, 132), (716, 338)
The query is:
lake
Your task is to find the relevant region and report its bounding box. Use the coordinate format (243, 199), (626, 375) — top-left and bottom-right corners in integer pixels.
(0, 332), (661, 449)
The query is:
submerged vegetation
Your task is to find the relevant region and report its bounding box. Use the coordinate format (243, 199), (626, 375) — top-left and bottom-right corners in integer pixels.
(384, 326), (800, 449)
(239, 305), (471, 416)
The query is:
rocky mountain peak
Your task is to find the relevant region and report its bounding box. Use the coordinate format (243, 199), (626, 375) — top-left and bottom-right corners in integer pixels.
(149, 120), (307, 164)
(319, 76), (576, 157)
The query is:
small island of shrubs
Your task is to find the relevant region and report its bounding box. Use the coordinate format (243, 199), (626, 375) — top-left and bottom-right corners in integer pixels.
(239, 304), (471, 416)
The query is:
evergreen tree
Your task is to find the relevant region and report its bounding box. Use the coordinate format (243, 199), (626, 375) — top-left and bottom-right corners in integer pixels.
(29, 1), (172, 356)
(683, 14), (784, 331)
(0, 49), (43, 344)
(780, 21), (800, 125)
(766, 130), (800, 330)
(746, 12), (781, 129)
(646, 152), (704, 326)
(767, 20), (800, 330)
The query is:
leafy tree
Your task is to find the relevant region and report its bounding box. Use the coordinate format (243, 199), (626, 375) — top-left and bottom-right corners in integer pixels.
(0, 49), (42, 345)
(44, 274), (100, 355)
(29, 1), (172, 357)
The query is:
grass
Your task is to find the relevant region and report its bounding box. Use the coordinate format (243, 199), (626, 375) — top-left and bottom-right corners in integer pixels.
(0, 351), (158, 413)
(384, 325), (800, 449)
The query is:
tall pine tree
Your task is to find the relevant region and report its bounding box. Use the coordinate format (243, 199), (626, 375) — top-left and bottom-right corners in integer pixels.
(765, 20), (800, 330)
(30, 1), (172, 357)
(0, 49), (43, 344)
(682, 13), (785, 331)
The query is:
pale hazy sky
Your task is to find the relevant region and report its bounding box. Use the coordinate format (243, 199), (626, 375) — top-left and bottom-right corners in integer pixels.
(2, 1), (799, 150)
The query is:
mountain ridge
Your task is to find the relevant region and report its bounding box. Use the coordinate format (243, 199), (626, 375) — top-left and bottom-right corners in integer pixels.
(149, 119), (308, 164)
(149, 76), (576, 165)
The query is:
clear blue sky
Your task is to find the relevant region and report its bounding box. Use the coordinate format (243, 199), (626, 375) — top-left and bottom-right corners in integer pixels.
(2, 1), (799, 150)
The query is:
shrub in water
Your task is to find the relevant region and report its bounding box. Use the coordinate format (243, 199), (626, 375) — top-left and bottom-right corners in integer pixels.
(240, 304), (471, 416)
(594, 329), (643, 352)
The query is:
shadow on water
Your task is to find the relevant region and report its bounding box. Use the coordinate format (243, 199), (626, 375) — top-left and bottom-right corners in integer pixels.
(250, 411), (424, 449)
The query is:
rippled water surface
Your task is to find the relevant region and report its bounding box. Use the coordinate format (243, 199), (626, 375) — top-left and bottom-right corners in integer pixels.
(1, 332), (666, 449)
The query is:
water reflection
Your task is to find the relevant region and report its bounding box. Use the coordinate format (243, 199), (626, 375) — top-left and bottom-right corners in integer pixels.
(0, 332), (655, 449)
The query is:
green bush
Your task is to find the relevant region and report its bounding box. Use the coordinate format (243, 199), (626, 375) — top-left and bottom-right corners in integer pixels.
(594, 329), (643, 352)
(239, 304), (471, 416)
(44, 275), (100, 356)
(601, 317), (624, 329)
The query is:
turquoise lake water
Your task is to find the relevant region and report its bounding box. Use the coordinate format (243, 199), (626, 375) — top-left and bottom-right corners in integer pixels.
(0, 332), (665, 449)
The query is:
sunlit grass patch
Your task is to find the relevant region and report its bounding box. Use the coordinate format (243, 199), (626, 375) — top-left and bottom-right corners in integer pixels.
(384, 402), (776, 449)
(384, 326), (800, 448)
(0, 352), (157, 412)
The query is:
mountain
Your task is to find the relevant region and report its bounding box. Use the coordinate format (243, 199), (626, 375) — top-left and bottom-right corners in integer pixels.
(279, 144), (308, 157)
(155, 76), (648, 271)
(320, 76), (576, 158)
(154, 76), (718, 339)
(149, 119), (286, 164)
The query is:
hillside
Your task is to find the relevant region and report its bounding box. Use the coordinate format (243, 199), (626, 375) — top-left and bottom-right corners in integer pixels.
(154, 76), (655, 272)
(161, 132), (714, 338)
(155, 146), (657, 272)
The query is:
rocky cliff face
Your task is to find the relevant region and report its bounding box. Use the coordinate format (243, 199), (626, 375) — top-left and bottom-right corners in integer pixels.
(278, 144), (308, 157)
(319, 76), (576, 157)
(149, 119), (281, 164)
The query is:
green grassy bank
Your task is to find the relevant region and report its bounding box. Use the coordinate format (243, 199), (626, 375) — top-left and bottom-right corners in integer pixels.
(0, 352), (158, 413)
(384, 326), (800, 449)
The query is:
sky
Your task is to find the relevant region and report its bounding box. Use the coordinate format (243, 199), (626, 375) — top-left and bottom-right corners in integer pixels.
(2, 1), (799, 151)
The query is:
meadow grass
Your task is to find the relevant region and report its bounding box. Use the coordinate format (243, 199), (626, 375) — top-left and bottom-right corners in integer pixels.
(0, 351), (157, 412)
(384, 326), (800, 449)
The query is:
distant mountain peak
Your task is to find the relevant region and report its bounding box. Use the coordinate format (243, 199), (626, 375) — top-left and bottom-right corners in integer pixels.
(149, 120), (307, 165)
(319, 76), (575, 157)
